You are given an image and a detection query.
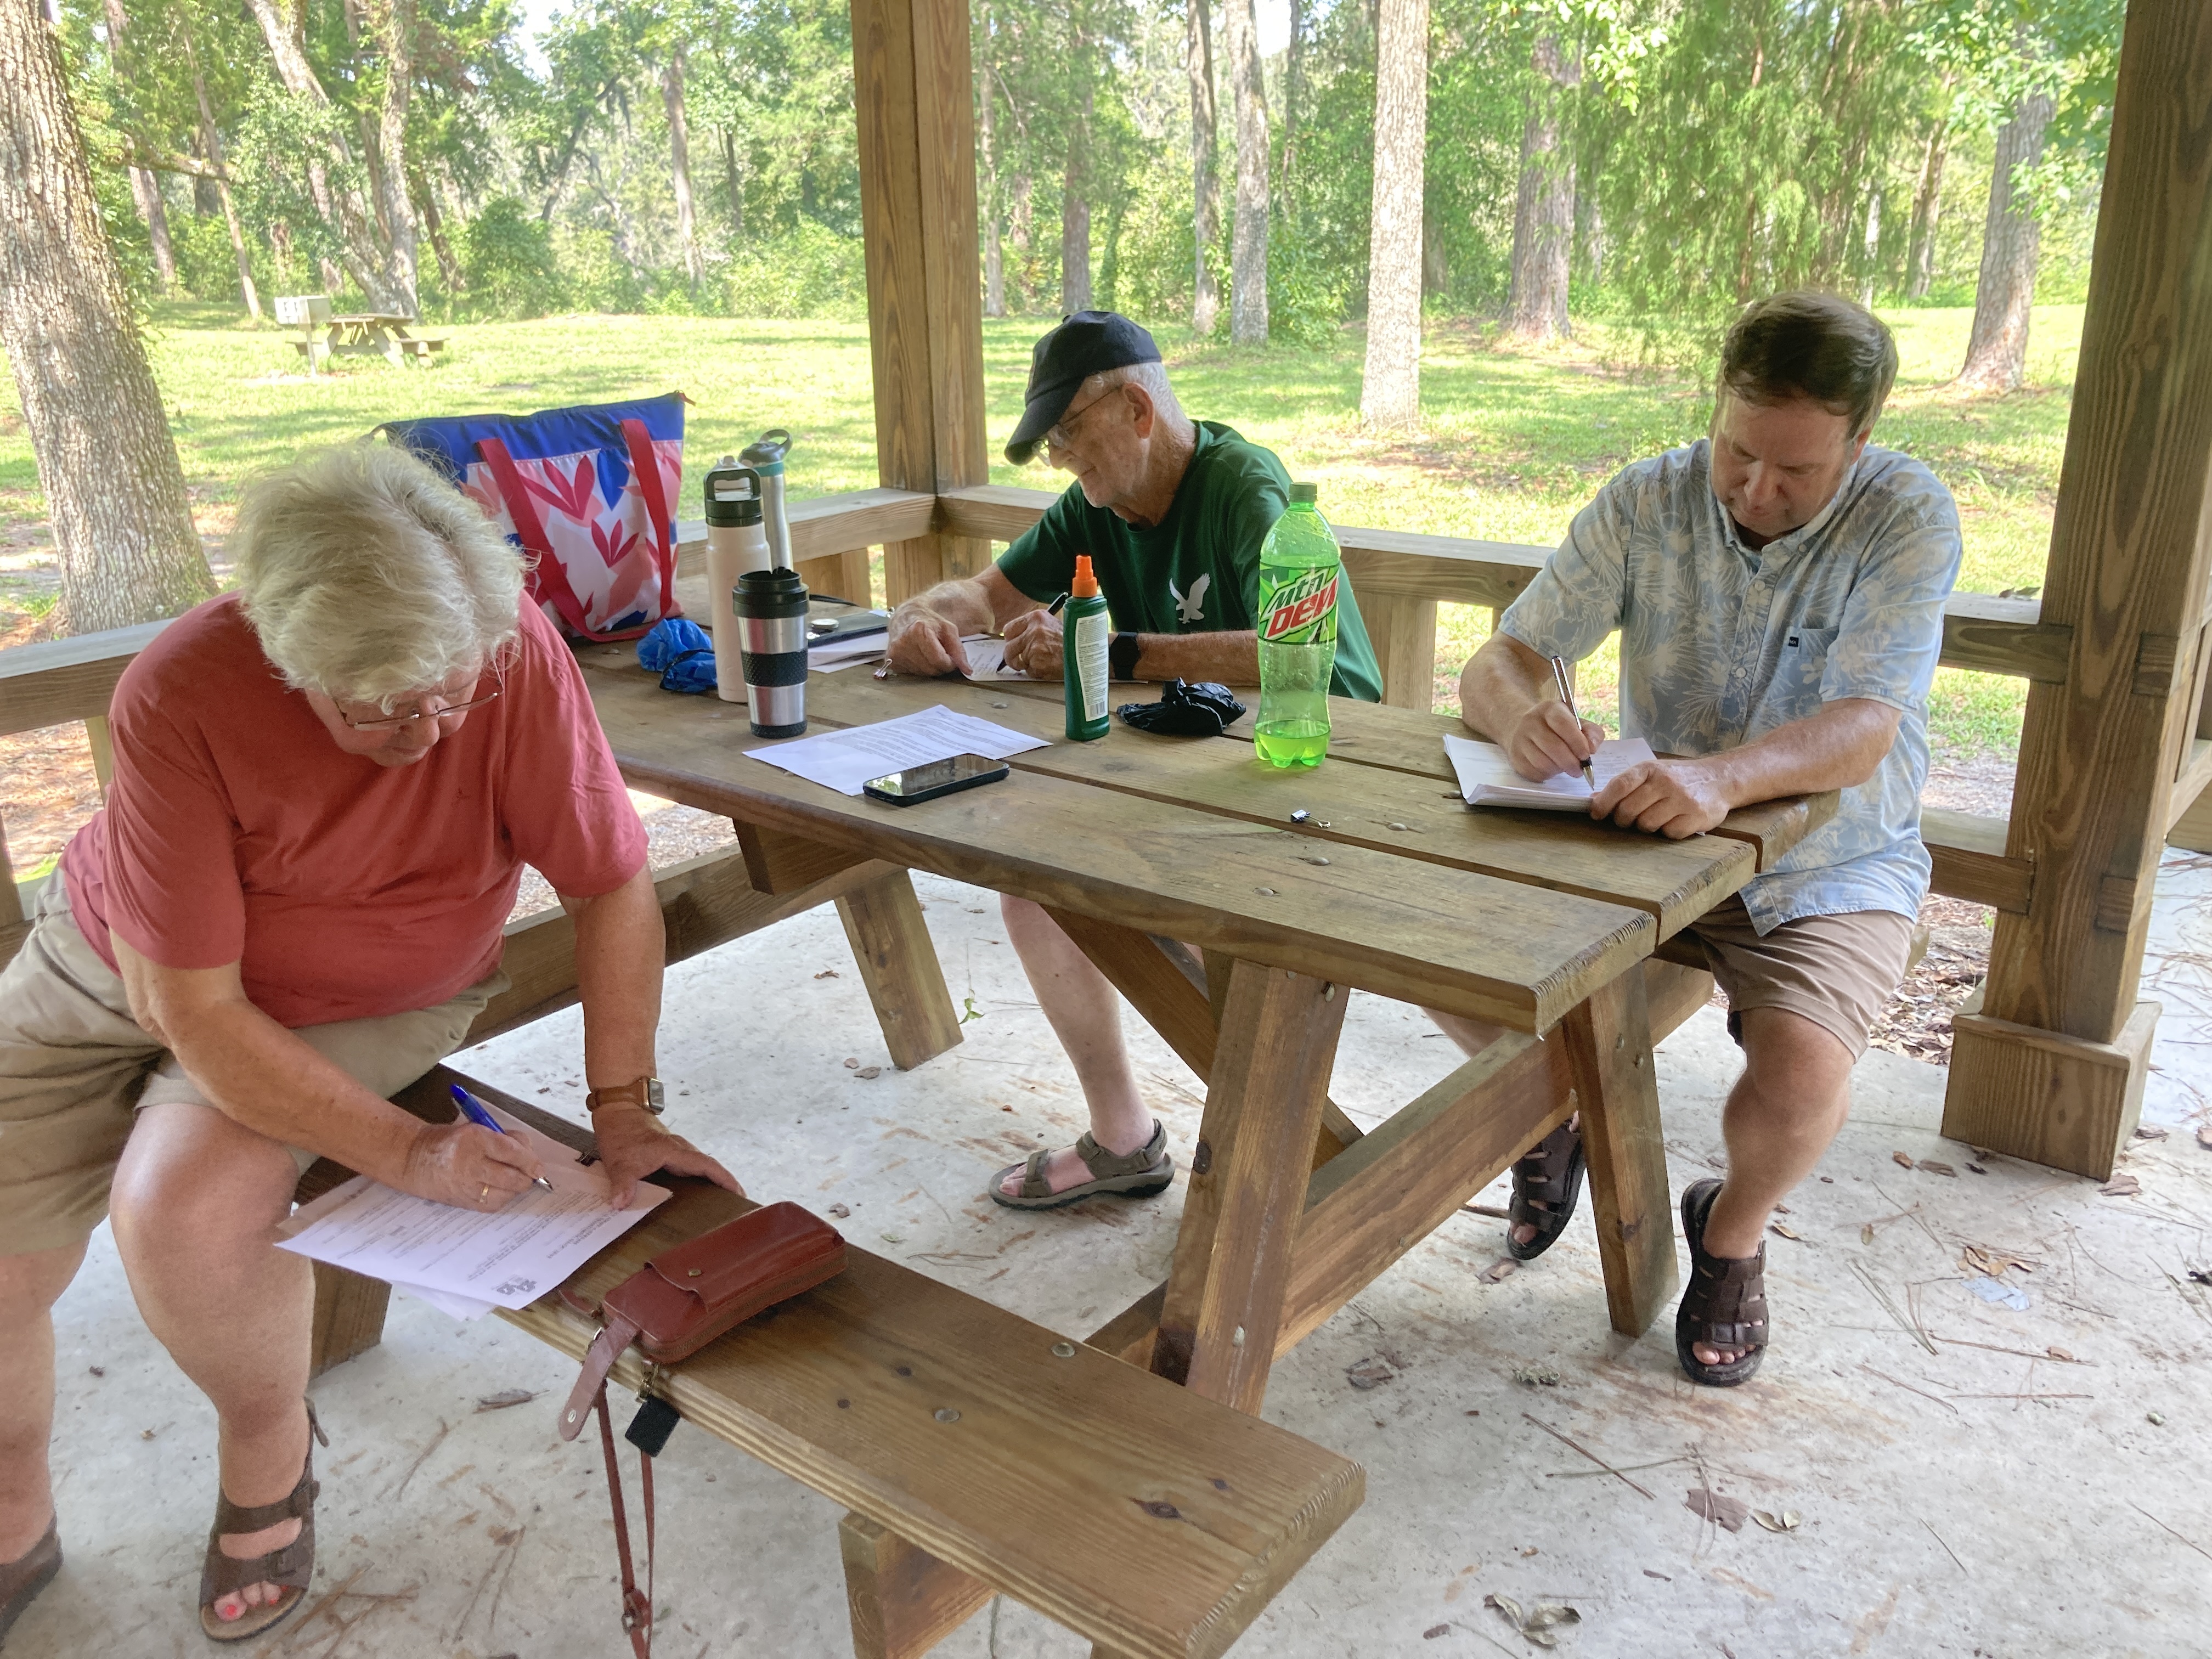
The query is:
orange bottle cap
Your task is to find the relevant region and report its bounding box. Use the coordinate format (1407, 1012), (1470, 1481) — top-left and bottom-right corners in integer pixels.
(1071, 555), (1101, 598)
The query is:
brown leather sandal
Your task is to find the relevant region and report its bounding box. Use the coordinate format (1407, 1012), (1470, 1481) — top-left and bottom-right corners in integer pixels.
(1675, 1178), (1769, 1386)
(1506, 1120), (1586, 1261)
(990, 1120), (1174, 1211)
(198, 1400), (328, 1643)
(0, 1514), (61, 1645)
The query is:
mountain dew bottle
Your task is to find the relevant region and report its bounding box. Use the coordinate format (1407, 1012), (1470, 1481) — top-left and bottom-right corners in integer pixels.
(1254, 482), (1341, 769)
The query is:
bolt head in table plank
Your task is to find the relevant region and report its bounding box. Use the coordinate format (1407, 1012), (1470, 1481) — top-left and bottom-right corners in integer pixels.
(582, 667), (1656, 1032)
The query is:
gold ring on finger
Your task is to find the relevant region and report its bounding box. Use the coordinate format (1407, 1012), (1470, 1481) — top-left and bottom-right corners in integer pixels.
(479, 1184), (490, 1201)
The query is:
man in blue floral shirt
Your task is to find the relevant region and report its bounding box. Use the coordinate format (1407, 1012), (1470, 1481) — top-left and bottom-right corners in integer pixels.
(1453, 292), (1961, 1386)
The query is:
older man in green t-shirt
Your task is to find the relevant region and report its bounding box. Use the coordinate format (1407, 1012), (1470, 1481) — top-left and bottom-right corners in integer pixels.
(886, 310), (1381, 1208)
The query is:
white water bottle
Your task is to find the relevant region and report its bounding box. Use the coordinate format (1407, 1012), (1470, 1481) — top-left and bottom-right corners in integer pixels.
(703, 458), (772, 703)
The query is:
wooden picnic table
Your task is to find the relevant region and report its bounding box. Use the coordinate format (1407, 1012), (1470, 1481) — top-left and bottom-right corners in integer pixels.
(575, 641), (1836, 1415)
(290, 311), (445, 370)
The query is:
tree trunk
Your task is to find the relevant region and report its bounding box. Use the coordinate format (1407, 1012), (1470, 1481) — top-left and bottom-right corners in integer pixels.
(182, 25), (262, 319)
(1098, 194), (1125, 313)
(1579, 192), (1604, 289)
(662, 48), (702, 287)
(0, 0), (213, 634)
(720, 128), (745, 240)
(244, 0), (404, 311)
(1187, 0), (1220, 335)
(1223, 0), (1268, 345)
(1422, 202), (1446, 296)
(1281, 0), (1303, 214)
(1906, 117), (1948, 301)
(1505, 33), (1576, 341)
(1956, 91), (2053, 392)
(1061, 37), (1093, 315)
(411, 166), (464, 294)
(979, 32), (1004, 318)
(1859, 189), (1880, 304)
(1360, 0), (1427, 430)
(1010, 170), (1034, 309)
(367, 0), (419, 313)
(100, 0), (176, 292)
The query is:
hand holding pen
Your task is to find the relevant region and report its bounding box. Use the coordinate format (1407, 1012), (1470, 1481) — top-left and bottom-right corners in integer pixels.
(451, 1084), (556, 1192)
(1548, 656), (1599, 789)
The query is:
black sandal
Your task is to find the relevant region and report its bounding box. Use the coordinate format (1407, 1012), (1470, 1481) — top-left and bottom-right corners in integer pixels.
(1675, 1178), (1769, 1386)
(1506, 1120), (1586, 1261)
(199, 1400), (328, 1643)
(0, 1514), (60, 1645)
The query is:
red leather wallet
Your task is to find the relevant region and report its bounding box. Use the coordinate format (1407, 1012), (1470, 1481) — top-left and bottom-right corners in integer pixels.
(560, 1201), (846, 1439)
(558, 1201), (846, 1657)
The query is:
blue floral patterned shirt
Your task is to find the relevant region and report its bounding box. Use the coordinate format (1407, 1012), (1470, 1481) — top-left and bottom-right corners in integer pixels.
(1498, 439), (1962, 933)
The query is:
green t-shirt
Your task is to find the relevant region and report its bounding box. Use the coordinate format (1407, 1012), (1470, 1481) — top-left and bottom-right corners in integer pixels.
(994, 421), (1384, 702)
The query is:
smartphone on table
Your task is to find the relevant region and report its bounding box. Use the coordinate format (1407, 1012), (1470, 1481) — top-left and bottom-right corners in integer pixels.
(862, 752), (1011, 806)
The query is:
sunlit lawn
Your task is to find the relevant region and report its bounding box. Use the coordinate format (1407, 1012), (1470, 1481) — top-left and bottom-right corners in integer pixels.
(0, 300), (2078, 758)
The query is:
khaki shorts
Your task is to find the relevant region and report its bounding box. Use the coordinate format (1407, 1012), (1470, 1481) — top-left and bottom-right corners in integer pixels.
(0, 878), (506, 1256)
(1683, 895), (1915, 1061)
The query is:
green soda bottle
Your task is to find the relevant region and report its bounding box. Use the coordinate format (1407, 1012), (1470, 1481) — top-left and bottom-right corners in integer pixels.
(1254, 482), (1340, 769)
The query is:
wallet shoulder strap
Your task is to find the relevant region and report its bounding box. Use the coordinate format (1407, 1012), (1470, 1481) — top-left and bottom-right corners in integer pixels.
(594, 1386), (656, 1659)
(560, 1310), (641, 1441)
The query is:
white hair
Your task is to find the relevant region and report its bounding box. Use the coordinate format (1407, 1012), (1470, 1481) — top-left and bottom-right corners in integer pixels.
(1081, 360), (1182, 420)
(233, 442), (526, 709)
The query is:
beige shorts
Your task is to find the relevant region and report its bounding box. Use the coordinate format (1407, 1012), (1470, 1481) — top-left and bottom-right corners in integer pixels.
(0, 878), (506, 1256)
(1683, 895), (1915, 1061)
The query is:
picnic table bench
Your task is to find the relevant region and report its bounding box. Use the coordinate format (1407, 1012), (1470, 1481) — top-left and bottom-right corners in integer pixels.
(274, 295), (445, 371)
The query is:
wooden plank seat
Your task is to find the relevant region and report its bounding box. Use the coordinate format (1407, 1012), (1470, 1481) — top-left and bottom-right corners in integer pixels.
(304, 1068), (1364, 1659)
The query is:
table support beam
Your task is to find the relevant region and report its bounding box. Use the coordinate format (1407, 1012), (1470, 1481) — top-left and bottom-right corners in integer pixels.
(1153, 961), (1348, 1412)
(1560, 968), (1677, 1336)
(837, 870), (964, 1070)
(839, 1512), (995, 1659)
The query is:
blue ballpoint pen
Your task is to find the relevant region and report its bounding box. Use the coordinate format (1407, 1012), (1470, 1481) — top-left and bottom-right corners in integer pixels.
(450, 1084), (557, 1192)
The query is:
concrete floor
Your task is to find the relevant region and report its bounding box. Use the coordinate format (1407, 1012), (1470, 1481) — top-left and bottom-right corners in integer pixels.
(10, 854), (2211, 1659)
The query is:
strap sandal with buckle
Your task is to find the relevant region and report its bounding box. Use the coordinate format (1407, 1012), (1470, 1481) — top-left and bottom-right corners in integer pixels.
(1675, 1178), (1770, 1387)
(0, 1514), (61, 1645)
(1506, 1119), (1587, 1261)
(199, 1400), (328, 1643)
(990, 1119), (1175, 1211)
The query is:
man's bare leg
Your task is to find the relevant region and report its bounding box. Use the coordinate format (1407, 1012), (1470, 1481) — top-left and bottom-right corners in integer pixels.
(109, 1102), (315, 1625)
(1691, 1007), (1854, 1365)
(0, 1243), (87, 1566)
(998, 895), (1158, 1197)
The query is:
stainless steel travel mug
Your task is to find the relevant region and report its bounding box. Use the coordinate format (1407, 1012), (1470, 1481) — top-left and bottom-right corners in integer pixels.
(736, 567), (809, 737)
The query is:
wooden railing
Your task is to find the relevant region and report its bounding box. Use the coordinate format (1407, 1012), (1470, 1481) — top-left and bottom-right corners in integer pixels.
(5, 484), (2203, 947)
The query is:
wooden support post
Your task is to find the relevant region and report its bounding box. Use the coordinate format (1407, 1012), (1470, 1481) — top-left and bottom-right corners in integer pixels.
(1559, 970), (1677, 1337)
(308, 1262), (392, 1378)
(837, 869), (964, 1070)
(1358, 591), (1440, 712)
(82, 713), (114, 799)
(1152, 961), (1348, 1412)
(1944, 3), (2212, 1178)
(736, 820), (870, 895)
(850, 0), (989, 603)
(839, 1513), (995, 1659)
(796, 548), (878, 611)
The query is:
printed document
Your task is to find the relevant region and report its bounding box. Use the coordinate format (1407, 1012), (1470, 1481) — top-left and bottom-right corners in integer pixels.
(1443, 732), (1657, 811)
(275, 1103), (668, 1320)
(746, 704), (1048, 795)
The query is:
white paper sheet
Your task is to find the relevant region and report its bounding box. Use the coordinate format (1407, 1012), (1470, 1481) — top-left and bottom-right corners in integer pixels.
(809, 634), (889, 672)
(744, 704), (1049, 795)
(951, 636), (1030, 679)
(275, 1104), (668, 1316)
(1442, 733), (1657, 810)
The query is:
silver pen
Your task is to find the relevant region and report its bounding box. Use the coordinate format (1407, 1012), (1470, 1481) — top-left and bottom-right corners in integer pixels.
(1548, 656), (1596, 789)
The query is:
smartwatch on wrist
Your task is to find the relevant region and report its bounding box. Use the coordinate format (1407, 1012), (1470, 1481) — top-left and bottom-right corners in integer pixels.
(586, 1075), (665, 1116)
(1108, 631), (1142, 682)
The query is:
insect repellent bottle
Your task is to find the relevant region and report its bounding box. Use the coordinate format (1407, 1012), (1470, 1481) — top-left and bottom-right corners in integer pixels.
(1062, 555), (1111, 742)
(703, 458), (772, 703)
(1255, 482), (1341, 768)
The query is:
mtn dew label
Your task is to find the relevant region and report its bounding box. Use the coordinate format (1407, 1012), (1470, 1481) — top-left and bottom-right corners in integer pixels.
(1254, 483), (1341, 769)
(1260, 566), (1341, 644)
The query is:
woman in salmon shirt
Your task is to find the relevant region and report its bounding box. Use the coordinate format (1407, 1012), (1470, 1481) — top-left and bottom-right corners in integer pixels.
(0, 443), (738, 1645)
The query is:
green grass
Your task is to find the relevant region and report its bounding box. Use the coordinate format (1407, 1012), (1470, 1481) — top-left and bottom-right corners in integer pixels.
(0, 299), (2079, 758)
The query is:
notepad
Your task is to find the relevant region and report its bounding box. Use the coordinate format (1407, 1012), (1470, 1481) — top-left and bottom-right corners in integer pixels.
(746, 704), (1048, 795)
(1442, 733), (1656, 810)
(275, 1102), (668, 1320)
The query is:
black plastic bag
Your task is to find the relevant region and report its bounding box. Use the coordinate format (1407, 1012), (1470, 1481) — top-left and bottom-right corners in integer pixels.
(1115, 679), (1248, 737)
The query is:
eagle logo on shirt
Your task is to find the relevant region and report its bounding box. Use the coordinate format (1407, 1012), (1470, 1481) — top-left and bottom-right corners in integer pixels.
(1169, 573), (1210, 624)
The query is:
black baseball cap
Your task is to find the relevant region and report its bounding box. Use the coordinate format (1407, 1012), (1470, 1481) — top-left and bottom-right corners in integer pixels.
(1003, 311), (1163, 465)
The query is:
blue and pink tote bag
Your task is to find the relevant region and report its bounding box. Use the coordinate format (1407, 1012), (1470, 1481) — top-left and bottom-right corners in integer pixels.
(381, 392), (685, 642)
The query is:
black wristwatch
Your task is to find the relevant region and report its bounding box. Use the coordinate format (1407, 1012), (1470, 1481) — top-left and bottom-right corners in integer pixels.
(1109, 631), (1142, 681)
